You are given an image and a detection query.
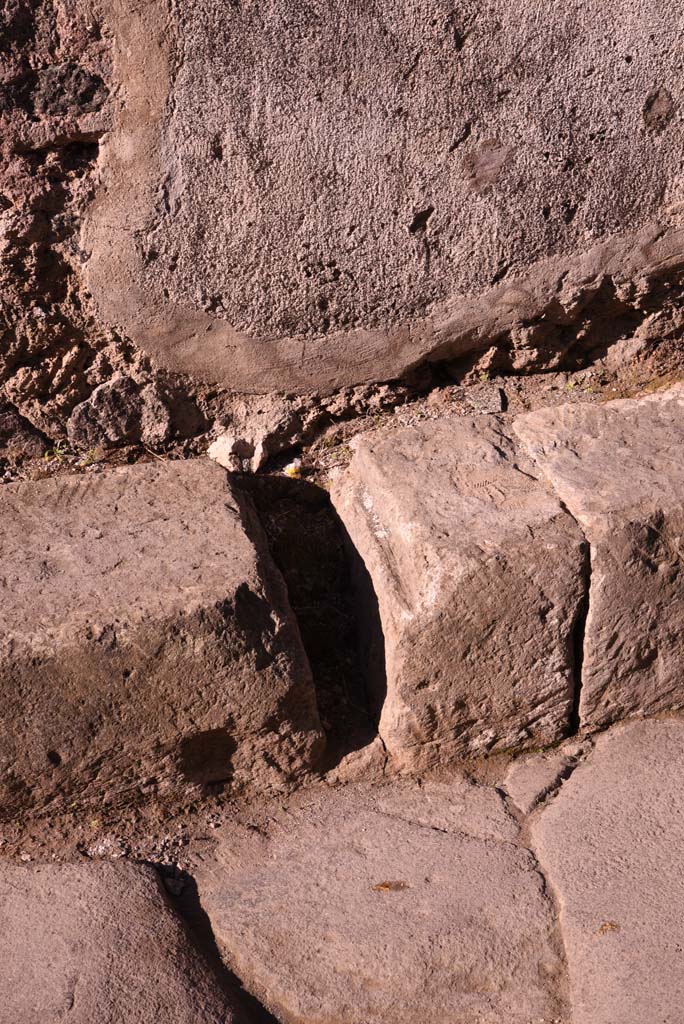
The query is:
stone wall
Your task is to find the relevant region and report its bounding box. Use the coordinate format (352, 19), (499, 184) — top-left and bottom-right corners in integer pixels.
(2, 0), (683, 446)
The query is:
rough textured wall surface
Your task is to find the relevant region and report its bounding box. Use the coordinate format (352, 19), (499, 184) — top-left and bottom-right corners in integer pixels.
(1, 0), (683, 443)
(0, 0), (116, 439)
(0, 0), (208, 447)
(84, 0), (684, 392)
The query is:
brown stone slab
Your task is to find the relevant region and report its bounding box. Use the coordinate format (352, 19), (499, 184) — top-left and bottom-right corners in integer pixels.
(0, 460), (323, 817)
(514, 385), (684, 729)
(532, 718), (684, 1024)
(0, 860), (242, 1023)
(196, 780), (568, 1024)
(331, 415), (587, 767)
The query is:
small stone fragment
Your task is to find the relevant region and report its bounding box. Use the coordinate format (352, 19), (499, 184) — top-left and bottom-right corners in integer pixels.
(504, 743), (587, 815)
(67, 375), (173, 450)
(207, 431), (254, 471)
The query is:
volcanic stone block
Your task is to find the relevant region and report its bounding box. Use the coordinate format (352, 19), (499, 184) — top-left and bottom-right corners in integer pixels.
(82, 0), (684, 393)
(532, 718), (684, 1024)
(514, 385), (684, 730)
(0, 861), (241, 1023)
(330, 416), (587, 768)
(0, 460), (323, 818)
(196, 780), (568, 1024)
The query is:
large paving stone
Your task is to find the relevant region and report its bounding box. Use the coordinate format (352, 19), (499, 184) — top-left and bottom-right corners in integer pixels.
(0, 860), (241, 1023)
(82, 1), (684, 393)
(0, 460), (323, 818)
(331, 416), (587, 767)
(196, 779), (568, 1024)
(532, 717), (684, 1024)
(514, 385), (684, 729)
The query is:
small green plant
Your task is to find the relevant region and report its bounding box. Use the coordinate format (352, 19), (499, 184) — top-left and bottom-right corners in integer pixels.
(78, 447), (105, 468)
(43, 440), (74, 464)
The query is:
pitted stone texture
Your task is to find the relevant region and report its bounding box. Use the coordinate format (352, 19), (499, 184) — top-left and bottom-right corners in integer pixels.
(532, 717), (684, 1024)
(196, 780), (568, 1024)
(331, 416), (587, 768)
(0, 861), (241, 1024)
(0, 460), (323, 818)
(83, 0), (684, 392)
(514, 385), (684, 730)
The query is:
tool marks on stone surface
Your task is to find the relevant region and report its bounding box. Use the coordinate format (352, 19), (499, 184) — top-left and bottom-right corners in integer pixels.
(514, 385), (684, 731)
(330, 414), (588, 767)
(329, 386), (684, 771)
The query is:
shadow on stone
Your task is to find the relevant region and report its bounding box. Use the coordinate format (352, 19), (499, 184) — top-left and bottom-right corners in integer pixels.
(240, 475), (385, 767)
(156, 867), (278, 1024)
(178, 727), (236, 785)
(338, 512), (388, 729)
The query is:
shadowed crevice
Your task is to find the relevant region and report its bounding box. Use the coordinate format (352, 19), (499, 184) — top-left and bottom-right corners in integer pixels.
(336, 514), (388, 729)
(154, 866), (279, 1024)
(568, 542), (592, 734)
(238, 475), (383, 768)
